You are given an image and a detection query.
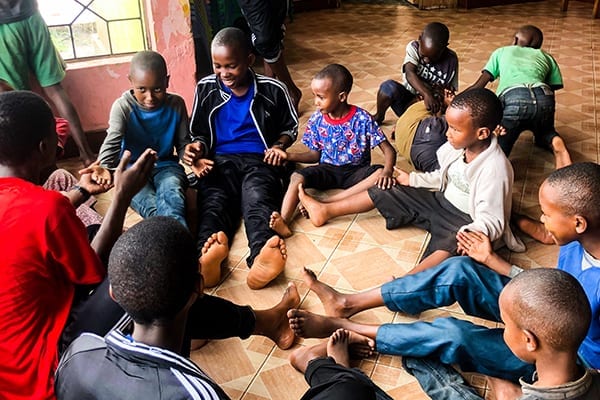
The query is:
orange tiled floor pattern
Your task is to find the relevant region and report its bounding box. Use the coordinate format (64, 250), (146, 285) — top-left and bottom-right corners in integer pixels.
(61, 0), (600, 398)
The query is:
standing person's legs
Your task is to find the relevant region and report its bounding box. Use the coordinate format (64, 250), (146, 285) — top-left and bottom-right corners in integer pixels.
(153, 164), (188, 229)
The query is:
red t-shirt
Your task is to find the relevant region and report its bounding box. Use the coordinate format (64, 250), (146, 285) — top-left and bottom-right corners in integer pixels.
(0, 177), (105, 400)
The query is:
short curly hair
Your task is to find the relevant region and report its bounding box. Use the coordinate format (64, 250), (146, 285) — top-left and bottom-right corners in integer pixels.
(0, 91), (55, 166)
(544, 162), (600, 229)
(108, 217), (198, 325)
(504, 268), (591, 352)
(314, 64), (353, 94)
(449, 88), (502, 132)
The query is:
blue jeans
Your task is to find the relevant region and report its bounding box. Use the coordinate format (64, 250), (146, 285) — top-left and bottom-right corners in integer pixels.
(130, 164), (188, 228)
(498, 85), (559, 156)
(402, 357), (482, 400)
(376, 256), (534, 382)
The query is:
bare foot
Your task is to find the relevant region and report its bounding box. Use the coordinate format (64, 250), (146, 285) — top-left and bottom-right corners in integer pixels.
(512, 213), (554, 245)
(551, 136), (572, 169)
(247, 235), (287, 290)
(298, 184), (328, 227)
(255, 282), (300, 349)
(328, 329), (375, 367)
(298, 203), (309, 219)
(199, 231), (229, 288)
(302, 267), (354, 318)
(287, 309), (343, 338)
(269, 211), (293, 238)
(486, 376), (522, 400)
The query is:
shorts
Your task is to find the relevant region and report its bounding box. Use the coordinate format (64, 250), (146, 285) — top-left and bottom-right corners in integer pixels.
(296, 163), (382, 191)
(300, 357), (377, 400)
(0, 11), (66, 90)
(238, 0), (289, 62)
(368, 186), (472, 259)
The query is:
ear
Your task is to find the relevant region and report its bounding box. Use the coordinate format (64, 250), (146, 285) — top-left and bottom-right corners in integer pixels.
(109, 284), (116, 301)
(339, 91), (348, 103)
(523, 329), (539, 352)
(574, 215), (588, 234)
(248, 53), (256, 67)
(165, 75), (170, 89)
(477, 127), (491, 140)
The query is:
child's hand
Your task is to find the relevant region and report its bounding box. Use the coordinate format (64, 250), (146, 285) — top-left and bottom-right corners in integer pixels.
(191, 158), (214, 178)
(79, 162), (112, 185)
(422, 92), (441, 114)
(456, 230), (493, 264)
(493, 124), (507, 136)
(184, 142), (204, 166)
(375, 170), (397, 190)
(264, 147), (287, 166)
(393, 166), (410, 186)
(77, 172), (113, 195)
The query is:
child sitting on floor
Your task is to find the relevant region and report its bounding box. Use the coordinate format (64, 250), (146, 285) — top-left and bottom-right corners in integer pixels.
(298, 88), (525, 273)
(91, 50), (190, 228)
(372, 21), (459, 124)
(183, 27), (298, 289)
(404, 268), (600, 400)
(265, 63), (397, 238)
(465, 25), (571, 168)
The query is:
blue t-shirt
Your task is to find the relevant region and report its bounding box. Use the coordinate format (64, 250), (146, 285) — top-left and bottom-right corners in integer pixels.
(214, 85), (264, 155)
(302, 106), (387, 166)
(558, 241), (600, 369)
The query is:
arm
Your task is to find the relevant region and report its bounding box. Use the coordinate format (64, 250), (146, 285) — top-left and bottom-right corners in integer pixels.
(173, 95), (192, 161)
(464, 71), (494, 92)
(98, 98), (128, 169)
(189, 82), (212, 155)
(90, 149), (157, 264)
(404, 62), (439, 114)
(375, 140), (397, 189)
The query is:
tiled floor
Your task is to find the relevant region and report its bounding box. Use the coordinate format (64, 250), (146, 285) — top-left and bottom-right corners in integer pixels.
(60, 0), (600, 398)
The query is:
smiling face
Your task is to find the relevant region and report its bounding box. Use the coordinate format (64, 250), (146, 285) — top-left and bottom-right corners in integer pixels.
(211, 44), (253, 95)
(129, 67), (168, 110)
(538, 181), (579, 245)
(444, 105), (480, 149)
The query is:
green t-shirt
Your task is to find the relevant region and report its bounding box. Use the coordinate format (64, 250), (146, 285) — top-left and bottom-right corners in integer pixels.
(483, 45), (563, 95)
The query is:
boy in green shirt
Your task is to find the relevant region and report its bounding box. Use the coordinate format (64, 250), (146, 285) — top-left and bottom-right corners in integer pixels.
(466, 25), (571, 169)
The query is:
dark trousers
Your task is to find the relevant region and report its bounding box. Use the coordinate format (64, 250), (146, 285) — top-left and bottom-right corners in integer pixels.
(195, 153), (287, 266)
(300, 357), (392, 400)
(498, 85), (559, 156)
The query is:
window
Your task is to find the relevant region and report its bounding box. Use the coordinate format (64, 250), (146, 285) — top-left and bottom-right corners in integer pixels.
(39, 0), (147, 60)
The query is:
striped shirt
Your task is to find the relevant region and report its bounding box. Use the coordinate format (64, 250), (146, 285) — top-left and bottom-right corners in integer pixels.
(55, 330), (230, 400)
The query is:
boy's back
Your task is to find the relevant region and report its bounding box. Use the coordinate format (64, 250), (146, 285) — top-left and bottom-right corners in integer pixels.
(484, 45), (562, 95)
(56, 331), (229, 400)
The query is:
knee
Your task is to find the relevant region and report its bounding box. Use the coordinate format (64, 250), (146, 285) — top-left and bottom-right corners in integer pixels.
(379, 79), (399, 98)
(289, 172), (304, 186)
